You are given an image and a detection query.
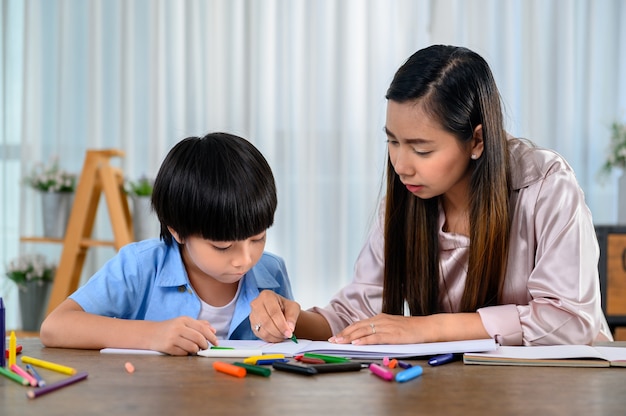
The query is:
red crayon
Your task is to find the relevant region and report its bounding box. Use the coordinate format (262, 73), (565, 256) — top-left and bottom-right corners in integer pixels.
(295, 356), (325, 364)
(5, 344), (22, 358)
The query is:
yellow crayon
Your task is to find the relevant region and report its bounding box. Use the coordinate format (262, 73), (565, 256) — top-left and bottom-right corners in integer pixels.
(21, 355), (77, 375)
(242, 354), (286, 365)
(8, 331), (16, 367)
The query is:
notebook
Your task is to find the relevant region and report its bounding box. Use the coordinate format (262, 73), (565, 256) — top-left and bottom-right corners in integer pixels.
(463, 345), (626, 367)
(101, 338), (497, 359)
(213, 338), (497, 359)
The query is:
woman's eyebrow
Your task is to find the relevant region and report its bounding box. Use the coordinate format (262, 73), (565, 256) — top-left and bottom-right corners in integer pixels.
(384, 127), (431, 144)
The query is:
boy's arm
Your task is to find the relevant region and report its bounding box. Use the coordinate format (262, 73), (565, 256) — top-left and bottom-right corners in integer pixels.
(40, 299), (217, 355)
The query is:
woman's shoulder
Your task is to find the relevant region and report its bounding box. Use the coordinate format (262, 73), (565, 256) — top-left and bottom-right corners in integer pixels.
(508, 137), (574, 190)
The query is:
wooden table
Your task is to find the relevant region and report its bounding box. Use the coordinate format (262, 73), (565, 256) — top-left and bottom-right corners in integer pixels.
(3, 338), (626, 415)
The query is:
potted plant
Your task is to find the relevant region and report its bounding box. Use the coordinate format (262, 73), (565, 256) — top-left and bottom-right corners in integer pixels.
(125, 176), (154, 197)
(600, 122), (626, 176)
(600, 121), (626, 224)
(24, 157), (77, 239)
(5, 253), (55, 331)
(125, 176), (158, 241)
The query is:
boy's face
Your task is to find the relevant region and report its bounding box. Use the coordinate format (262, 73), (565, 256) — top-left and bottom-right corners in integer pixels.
(171, 229), (267, 285)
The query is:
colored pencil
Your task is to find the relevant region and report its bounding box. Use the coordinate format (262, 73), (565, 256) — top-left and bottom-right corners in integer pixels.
(0, 366), (29, 385)
(26, 371), (88, 399)
(10, 364), (38, 387)
(25, 363), (46, 387)
(21, 355), (77, 375)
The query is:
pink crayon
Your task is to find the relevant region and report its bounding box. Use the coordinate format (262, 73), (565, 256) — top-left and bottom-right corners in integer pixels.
(369, 363), (394, 381)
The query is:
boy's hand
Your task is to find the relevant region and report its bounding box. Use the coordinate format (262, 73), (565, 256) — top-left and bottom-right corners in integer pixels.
(149, 317), (218, 355)
(249, 290), (301, 342)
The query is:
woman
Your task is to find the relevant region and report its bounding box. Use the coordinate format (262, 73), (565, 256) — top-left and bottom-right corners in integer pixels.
(250, 45), (612, 346)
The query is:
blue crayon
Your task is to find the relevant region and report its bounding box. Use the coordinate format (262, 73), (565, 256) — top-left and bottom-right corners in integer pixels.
(395, 365), (423, 383)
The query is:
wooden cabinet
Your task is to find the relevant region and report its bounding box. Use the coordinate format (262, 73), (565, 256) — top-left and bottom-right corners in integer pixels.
(595, 225), (626, 332)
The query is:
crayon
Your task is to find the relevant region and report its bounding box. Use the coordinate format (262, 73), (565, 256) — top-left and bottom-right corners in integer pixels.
(296, 356), (326, 364)
(242, 354), (285, 364)
(302, 353), (350, 363)
(369, 363), (394, 381)
(233, 362), (272, 377)
(395, 365), (424, 383)
(5, 344), (23, 358)
(8, 331), (16, 367)
(255, 358), (289, 365)
(213, 361), (246, 378)
(124, 362), (135, 373)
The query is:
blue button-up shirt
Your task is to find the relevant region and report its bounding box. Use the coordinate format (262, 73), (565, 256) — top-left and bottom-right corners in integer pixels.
(70, 238), (293, 340)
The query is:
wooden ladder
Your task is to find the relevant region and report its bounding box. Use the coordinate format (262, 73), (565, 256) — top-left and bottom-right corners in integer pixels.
(46, 149), (133, 315)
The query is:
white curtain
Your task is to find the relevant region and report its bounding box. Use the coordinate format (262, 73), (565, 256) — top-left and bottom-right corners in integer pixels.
(1, 0), (624, 331)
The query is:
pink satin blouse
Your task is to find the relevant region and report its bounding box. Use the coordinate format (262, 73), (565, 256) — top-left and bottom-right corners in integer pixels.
(311, 138), (613, 345)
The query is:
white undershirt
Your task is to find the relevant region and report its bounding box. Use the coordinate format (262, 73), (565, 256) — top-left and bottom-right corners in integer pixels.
(197, 280), (242, 339)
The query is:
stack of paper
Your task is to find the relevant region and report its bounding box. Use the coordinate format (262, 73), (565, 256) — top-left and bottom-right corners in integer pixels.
(463, 345), (626, 367)
(102, 338), (498, 359)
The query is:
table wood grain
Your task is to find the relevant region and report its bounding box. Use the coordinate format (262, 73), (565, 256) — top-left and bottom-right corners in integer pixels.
(2, 338), (626, 415)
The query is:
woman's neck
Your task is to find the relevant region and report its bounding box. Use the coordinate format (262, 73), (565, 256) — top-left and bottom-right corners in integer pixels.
(441, 184), (471, 236)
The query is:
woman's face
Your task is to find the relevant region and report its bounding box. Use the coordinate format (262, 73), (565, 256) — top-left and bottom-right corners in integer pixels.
(385, 100), (481, 200)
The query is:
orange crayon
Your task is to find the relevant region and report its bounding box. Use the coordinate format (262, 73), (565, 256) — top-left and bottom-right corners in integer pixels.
(213, 361), (246, 378)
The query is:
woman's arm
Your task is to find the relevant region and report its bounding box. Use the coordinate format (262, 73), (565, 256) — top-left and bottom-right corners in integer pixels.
(329, 312), (489, 345)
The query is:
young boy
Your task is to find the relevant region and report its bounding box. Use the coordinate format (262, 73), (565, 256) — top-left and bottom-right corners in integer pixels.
(40, 132), (293, 355)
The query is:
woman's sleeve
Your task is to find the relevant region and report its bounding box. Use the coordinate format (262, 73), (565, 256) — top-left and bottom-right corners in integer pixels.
(478, 167), (612, 345)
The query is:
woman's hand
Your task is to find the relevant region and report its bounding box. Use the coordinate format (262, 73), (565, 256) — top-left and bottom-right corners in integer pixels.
(329, 314), (430, 345)
(329, 312), (489, 345)
(249, 290), (301, 342)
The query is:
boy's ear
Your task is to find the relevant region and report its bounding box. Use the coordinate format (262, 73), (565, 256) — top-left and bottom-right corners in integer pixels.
(167, 226), (183, 244)
(471, 124), (484, 158)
